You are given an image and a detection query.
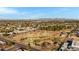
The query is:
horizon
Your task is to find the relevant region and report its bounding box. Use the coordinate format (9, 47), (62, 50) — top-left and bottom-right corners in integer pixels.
(0, 7), (79, 20)
(0, 18), (79, 21)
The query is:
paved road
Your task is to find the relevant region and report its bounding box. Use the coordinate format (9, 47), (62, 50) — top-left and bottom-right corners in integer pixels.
(59, 42), (79, 51)
(0, 37), (28, 51)
(59, 25), (79, 51)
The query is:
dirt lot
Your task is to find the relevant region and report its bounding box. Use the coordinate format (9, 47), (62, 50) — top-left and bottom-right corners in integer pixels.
(5, 30), (67, 51)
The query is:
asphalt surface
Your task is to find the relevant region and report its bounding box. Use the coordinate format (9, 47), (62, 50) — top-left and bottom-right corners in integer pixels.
(59, 25), (79, 51)
(0, 37), (28, 51)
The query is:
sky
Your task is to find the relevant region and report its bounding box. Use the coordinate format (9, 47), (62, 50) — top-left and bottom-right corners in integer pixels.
(0, 7), (79, 20)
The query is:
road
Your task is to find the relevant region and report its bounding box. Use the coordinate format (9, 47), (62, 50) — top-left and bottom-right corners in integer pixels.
(58, 25), (79, 51)
(0, 37), (28, 51)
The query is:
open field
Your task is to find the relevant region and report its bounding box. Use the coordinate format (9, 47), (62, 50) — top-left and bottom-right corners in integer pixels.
(0, 19), (79, 51)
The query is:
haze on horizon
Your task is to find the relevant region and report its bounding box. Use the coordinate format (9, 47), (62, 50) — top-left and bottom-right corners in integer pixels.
(0, 7), (79, 20)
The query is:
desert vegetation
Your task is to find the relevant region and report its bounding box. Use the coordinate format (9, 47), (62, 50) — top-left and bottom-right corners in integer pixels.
(0, 19), (79, 51)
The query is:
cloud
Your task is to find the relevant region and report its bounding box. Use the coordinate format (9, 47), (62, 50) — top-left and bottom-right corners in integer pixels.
(0, 7), (18, 14)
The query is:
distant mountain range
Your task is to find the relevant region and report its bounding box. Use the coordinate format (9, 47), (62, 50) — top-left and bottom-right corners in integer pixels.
(0, 18), (79, 21)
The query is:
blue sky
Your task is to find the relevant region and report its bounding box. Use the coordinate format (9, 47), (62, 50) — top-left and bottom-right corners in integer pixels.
(0, 7), (79, 20)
